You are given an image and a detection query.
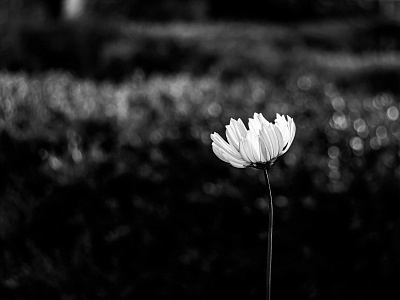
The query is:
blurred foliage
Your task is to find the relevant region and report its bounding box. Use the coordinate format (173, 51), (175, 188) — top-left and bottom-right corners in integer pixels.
(2, 16), (400, 83)
(1, 19), (400, 300)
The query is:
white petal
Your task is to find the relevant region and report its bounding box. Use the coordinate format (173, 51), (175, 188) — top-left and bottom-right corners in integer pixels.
(263, 124), (279, 159)
(232, 118), (247, 139)
(248, 114), (262, 133)
(247, 130), (261, 162)
(213, 143), (250, 167)
(229, 161), (247, 168)
(288, 118), (296, 148)
(243, 136), (257, 163)
(289, 118), (296, 143)
(272, 129), (280, 157)
(226, 124), (239, 150)
(225, 153), (251, 166)
(212, 144), (229, 163)
(275, 114), (290, 147)
(273, 125), (284, 155)
(210, 133), (242, 159)
(239, 138), (252, 163)
(257, 113), (271, 127)
(281, 116), (296, 154)
(260, 125), (274, 161)
(259, 135), (271, 162)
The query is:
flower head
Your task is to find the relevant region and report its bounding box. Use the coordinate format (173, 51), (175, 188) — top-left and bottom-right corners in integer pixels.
(211, 113), (296, 169)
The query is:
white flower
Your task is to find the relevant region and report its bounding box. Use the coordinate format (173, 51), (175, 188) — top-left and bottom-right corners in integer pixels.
(211, 113), (296, 169)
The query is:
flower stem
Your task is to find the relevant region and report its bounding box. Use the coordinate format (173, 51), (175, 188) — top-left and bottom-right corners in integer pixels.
(264, 169), (273, 300)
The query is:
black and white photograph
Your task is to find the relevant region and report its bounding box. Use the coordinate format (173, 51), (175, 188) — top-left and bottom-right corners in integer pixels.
(1, 1), (400, 299)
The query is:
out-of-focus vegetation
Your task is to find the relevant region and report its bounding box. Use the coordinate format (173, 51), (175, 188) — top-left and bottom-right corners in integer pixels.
(1, 14), (400, 300)
(0, 0), (381, 22)
(3, 16), (400, 82)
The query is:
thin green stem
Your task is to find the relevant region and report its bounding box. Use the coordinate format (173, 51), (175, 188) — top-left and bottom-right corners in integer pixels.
(264, 169), (273, 300)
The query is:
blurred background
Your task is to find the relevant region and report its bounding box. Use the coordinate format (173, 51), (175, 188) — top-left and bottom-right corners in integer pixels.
(1, 0), (400, 299)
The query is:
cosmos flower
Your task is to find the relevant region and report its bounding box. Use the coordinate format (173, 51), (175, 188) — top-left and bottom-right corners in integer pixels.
(211, 113), (296, 169)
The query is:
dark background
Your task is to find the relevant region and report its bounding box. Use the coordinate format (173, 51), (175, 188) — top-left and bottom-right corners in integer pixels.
(1, 1), (400, 299)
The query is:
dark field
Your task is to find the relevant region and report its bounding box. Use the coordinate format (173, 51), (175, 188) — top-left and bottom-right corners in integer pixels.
(1, 17), (400, 300)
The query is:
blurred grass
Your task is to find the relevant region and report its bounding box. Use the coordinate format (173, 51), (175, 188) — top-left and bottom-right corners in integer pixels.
(1, 17), (400, 300)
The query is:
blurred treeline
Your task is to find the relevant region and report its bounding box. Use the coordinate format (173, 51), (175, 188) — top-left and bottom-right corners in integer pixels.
(1, 1), (400, 300)
(1, 0), (400, 82)
(0, 0), (383, 22)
